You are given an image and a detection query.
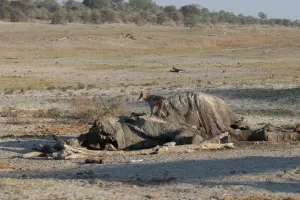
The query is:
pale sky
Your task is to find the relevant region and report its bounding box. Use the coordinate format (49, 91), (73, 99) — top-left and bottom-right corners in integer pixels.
(155, 0), (300, 20)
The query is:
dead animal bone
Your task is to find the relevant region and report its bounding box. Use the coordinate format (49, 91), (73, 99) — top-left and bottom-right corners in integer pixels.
(170, 66), (186, 73)
(23, 132), (234, 160)
(122, 33), (136, 40)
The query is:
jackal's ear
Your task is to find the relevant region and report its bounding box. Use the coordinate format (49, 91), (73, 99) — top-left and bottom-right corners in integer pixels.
(137, 91), (143, 100)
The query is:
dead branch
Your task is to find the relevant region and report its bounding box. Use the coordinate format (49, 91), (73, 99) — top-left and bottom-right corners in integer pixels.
(170, 66), (185, 73)
(122, 33), (136, 40)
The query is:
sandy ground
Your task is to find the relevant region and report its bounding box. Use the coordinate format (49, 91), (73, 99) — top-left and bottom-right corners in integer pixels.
(0, 22), (299, 199)
(0, 138), (300, 200)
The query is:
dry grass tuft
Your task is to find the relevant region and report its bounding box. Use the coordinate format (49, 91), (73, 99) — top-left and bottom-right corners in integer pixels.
(38, 124), (89, 135)
(0, 94), (130, 126)
(0, 107), (65, 124)
(71, 95), (130, 123)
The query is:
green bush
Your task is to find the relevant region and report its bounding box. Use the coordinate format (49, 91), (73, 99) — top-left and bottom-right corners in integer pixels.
(129, 12), (142, 25)
(183, 14), (199, 27)
(156, 12), (166, 25)
(81, 10), (90, 23)
(51, 10), (65, 24)
(0, 0), (9, 19)
(129, 0), (157, 12)
(164, 5), (182, 22)
(180, 5), (201, 27)
(35, 7), (50, 20)
(83, 0), (108, 10)
(0, 0), (297, 27)
(119, 11), (129, 23)
(66, 11), (75, 22)
(100, 9), (116, 23)
(90, 10), (101, 23)
(146, 14), (157, 24)
(35, 0), (60, 13)
(10, 8), (28, 22)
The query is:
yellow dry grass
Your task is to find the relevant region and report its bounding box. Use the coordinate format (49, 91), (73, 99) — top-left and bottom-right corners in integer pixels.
(0, 76), (55, 90)
(0, 22), (299, 91)
(1, 23), (299, 59)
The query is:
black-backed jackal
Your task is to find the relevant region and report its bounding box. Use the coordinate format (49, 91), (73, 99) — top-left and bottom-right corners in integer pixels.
(137, 91), (169, 118)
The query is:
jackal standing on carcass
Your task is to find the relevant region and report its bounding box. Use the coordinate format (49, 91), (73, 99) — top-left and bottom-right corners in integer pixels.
(137, 91), (169, 119)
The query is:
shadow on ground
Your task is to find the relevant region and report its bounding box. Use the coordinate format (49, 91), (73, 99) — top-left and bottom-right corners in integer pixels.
(0, 137), (299, 194)
(203, 87), (300, 117)
(204, 87), (300, 101)
(203, 181), (300, 194)
(0, 136), (76, 155)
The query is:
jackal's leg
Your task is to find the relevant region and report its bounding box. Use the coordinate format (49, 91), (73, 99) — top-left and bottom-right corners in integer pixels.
(160, 100), (169, 118)
(150, 105), (154, 117)
(163, 102), (169, 116)
(157, 103), (162, 118)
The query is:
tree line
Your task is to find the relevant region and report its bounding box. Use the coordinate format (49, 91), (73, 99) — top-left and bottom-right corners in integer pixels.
(0, 0), (299, 27)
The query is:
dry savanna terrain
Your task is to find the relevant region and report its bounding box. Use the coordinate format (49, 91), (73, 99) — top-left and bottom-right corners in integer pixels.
(0, 22), (300, 200)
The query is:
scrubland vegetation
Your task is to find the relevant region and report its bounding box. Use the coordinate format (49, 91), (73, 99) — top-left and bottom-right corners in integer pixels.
(1, 0), (300, 27)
